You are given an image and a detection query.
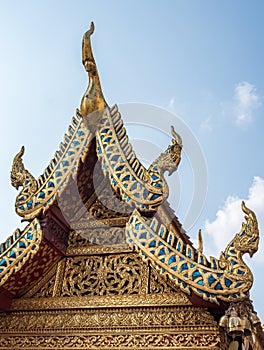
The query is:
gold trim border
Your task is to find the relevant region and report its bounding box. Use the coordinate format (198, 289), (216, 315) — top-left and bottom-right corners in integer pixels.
(11, 292), (191, 311)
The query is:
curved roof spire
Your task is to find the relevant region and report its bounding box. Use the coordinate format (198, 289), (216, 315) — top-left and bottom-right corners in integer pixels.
(80, 22), (108, 118)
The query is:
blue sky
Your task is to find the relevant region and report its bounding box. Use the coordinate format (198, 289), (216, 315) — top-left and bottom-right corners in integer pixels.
(0, 1), (264, 318)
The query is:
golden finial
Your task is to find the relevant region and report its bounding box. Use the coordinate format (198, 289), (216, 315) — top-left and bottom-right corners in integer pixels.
(80, 22), (108, 119)
(198, 229), (203, 253)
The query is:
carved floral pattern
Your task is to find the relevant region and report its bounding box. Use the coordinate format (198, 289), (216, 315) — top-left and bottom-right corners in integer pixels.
(149, 266), (175, 294)
(67, 227), (126, 247)
(0, 307), (217, 331)
(61, 254), (143, 296)
(32, 273), (56, 298)
(10, 292), (191, 310)
(0, 333), (221, 349)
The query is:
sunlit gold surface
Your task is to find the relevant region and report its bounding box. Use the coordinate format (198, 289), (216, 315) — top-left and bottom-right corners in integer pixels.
(96, 105), (182, 211)
(126, 201), (259, 303)
(219, 301), (264, 349)
(80, 22), (107, 117)
(0, 228), (225, 349)
(11, 110), (92, 220)
(0, 219), (42, 288)
(0, 22), (263, 350)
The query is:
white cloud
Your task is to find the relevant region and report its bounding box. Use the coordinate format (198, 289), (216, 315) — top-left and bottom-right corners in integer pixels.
(204, 176), (264, 262)
(233, 81), (261, 126)
(169, 97), (175, 109)
(200, 116), (213, 132)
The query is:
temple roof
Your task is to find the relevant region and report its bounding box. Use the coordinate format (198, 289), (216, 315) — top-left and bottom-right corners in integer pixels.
(0, 23), (261, 320)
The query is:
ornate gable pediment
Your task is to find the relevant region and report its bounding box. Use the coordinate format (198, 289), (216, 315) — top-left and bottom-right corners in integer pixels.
(0, 22), (263, 350)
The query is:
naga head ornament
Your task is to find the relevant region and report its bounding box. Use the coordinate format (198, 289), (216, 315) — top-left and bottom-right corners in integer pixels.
(11, 146), (37, 195)
(11, 146), (26, 190)
(168, 125), (182, 166)
(158, 126), (182, 176)
(235, 201), (259, 258)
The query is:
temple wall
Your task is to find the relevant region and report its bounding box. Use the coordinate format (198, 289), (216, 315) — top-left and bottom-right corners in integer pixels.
(0, 230), (228, 349)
